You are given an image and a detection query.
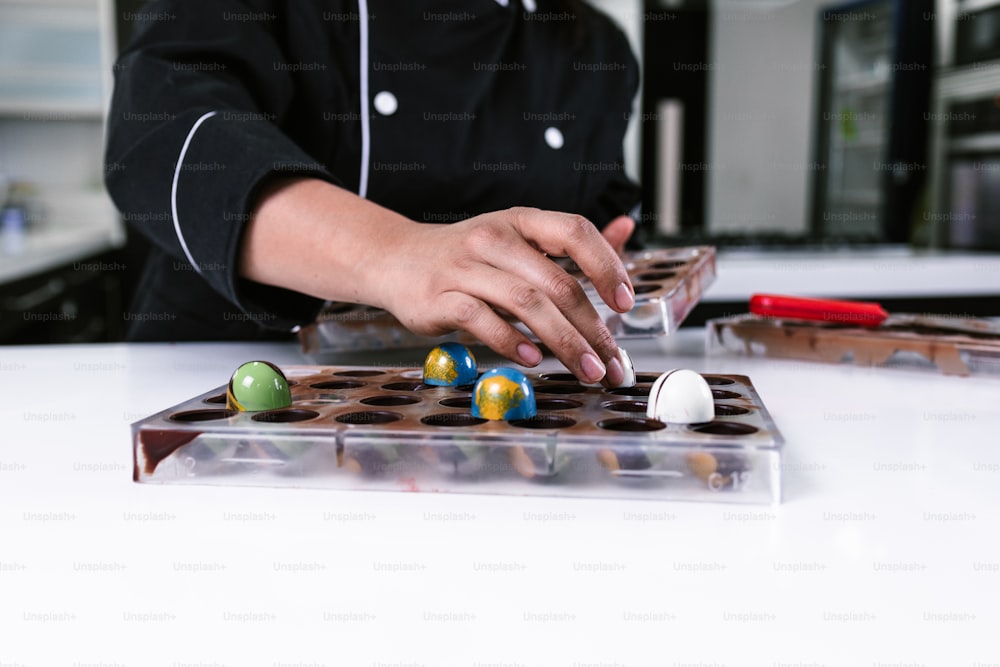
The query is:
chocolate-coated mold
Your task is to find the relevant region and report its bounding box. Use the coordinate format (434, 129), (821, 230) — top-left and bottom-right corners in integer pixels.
(299, 247), (717, 358)
(707, 314), (1000, 377)
(132, 365), (783, 504)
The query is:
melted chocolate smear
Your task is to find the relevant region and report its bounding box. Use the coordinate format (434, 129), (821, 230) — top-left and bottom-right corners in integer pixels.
(138, 430), (201, 478)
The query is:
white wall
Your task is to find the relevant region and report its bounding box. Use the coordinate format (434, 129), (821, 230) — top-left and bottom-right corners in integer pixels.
(706, 0), (828, 234)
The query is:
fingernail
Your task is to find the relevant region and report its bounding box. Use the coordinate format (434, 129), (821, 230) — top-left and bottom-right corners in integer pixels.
(615, 282), (634, 311)
(605, 355), (624, 387)
(580, 352), (606, 383)
(517, 343), (542, 366)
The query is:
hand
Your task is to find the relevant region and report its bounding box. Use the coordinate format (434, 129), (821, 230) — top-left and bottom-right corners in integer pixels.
(601, 215), (636, 256)
(377, 207), (635, 386)
(243, 181), (634, 384)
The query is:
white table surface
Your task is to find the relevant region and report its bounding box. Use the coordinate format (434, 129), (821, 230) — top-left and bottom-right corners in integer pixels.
(1, 331), (998, 665)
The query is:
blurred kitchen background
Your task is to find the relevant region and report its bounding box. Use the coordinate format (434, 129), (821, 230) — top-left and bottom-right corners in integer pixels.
(1, 0), (998, 344)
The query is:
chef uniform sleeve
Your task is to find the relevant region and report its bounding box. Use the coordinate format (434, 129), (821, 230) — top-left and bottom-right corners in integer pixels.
(104, 0), (337, 332)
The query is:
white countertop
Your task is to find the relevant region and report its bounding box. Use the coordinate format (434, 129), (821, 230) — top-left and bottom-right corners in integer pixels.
(1, 332), (997, 663)
(708, 246), (1000, 300)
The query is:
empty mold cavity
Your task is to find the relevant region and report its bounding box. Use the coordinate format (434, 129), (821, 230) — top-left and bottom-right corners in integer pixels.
(712, 389), (741, 400)
(535, 398), (583, 411)
(598, 417), (665, 432)
(203, 394), (227, 405)
(361, 395), (422, 407)
(252, 409), (320, 423)
(538, 372), (579, 382)
(635, 271), (676, 281)
(608, 386), (649, 397)
(420, 413), (488, 427)
(336, 411), (402, 425)
(169, 409), (236, 422)
(311, 380), (366, 390)
(689, 422), (758, 436)
(651, 260), (687, 270)
(714, 404), (750, 416)
(335, 370), (385, 377)
(439, 397), (473, 409)
(601, 400), (648, 413)
(509, 415), (576, 429)
(381, 381), (431, 391)
(534, 383), (584, 395)
(632, 283), (661, 295)
(634, 373), (661, 383)
(703, 376), (736, 386)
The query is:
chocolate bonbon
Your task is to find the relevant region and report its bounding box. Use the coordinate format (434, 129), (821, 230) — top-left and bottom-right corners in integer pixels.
(423, 343), (477, 387)
(226, 361), (293, 412)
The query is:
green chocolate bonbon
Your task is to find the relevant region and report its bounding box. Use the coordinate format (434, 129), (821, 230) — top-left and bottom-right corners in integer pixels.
(226, 361), (293, 412)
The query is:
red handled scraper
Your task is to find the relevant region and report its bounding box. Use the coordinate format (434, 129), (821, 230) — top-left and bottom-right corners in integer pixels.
(749, 294), (1000, 337)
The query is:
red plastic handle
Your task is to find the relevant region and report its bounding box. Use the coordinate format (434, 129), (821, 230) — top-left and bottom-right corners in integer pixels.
(749, 294), (889, 327)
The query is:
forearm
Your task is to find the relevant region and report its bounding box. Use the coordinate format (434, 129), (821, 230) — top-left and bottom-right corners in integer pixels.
(240, 177), (420, 308)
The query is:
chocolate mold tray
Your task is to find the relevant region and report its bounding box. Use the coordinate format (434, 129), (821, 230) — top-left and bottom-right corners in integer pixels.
(131, 364), (783, 505)
(298, 246), (716, 359)
(707, 314), (1000, 377)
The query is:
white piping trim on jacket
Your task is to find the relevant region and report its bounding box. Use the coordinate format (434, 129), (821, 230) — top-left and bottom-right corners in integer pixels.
(172, 110), (218, 275)
(357, 0), (371, 198)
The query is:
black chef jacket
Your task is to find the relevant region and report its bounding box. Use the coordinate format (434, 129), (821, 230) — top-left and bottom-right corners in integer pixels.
(105, 0), (641, 341)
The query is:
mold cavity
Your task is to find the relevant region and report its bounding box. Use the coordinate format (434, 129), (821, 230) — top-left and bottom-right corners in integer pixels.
(538, 372), (578, 382)
(715, 404), (750, 417)
(689, 422), (758, 436)
(439, 397), (473, 409)
(601, 400), (648, 413)
(455, 383), (477, 392)
(712, 389), (741, 400)
(311, 380), (366, 390)
(420, 413), (487, 427)
(252, 409), (320, 423)
(703, 376), (736, 386)
(203, 394), (227, 405)
(608, 386), (649, 397)
(361, 395), (421, 407)
(169, 409), (236, 422)
(650, 260), (687, 270)
(598, 417), (665, 432)
(336, 411), (402, 425)
(535, 383), (584, 395)
(510, 415), (576, 429)
(632, 283), (660, 295)
(636, 271), (676, 281)
(301, 392), (342, 401)
(634, 373), (661, 383)
(381, 381), (431, 391)
(335, 370), (385, 377)
(535, 398), (583, 411)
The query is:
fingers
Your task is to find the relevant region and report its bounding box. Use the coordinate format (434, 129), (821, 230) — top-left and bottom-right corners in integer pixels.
(601, 215), (636, 255)
(433, 262), (620, 386)
(422, 292), (544, 368)
(506, 207), (635, 316)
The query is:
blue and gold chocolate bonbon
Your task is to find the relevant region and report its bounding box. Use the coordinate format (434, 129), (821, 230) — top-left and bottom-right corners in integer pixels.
(423, 343), (478, 387)
(471, 368), (537, 421)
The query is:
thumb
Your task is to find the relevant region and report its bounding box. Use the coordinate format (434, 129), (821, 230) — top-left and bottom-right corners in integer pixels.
(601, 215), (636, 255)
